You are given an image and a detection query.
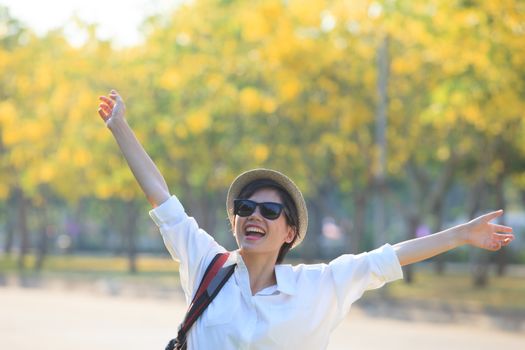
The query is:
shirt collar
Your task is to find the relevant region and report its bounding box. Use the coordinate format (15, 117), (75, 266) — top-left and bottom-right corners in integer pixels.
(229, 251), (297, 296)
(224, 250), (239, 267)
(274, 264), (297, 295)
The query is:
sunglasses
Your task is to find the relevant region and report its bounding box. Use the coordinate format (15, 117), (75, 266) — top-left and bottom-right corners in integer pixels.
(233, 199), (285, 220)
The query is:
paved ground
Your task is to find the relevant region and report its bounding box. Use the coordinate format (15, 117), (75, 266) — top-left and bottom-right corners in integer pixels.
(1, 287), (524, 349)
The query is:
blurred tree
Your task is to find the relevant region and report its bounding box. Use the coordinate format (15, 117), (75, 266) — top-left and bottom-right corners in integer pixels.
(0, 0), (523, 275)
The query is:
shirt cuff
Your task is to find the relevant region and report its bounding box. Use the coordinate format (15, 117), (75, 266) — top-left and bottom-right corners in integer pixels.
(148, 195), (186, 228)
(370, 243), (404, 282)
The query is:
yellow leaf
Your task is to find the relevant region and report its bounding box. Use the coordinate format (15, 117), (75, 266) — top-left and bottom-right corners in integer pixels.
(40, 163), (55, 182)
(279, 79), (301, 101)
(186, 110), (210, 134)
(0, 182), (8, 199)
(240, 87), (262, 114)
(262, 97), (277, 114)
(0, 101), (17, 125)
(254, 144), (269, 163)
(73, 149), (92, 167)
(159, 69), (181, 90)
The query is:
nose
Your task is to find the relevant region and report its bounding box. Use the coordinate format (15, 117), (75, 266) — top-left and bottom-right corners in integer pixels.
(247, 205), (264, 220)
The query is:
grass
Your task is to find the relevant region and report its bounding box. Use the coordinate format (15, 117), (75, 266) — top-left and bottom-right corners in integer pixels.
(0, 253), (181, 289)
(369, 265), (525, 313)
(1, 254), (524, 313)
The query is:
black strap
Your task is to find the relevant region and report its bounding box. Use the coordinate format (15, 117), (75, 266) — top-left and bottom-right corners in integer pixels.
(165, 252), (235, 350)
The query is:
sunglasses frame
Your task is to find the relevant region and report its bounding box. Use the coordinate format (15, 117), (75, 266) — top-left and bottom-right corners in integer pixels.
(233, 199), (285, 220)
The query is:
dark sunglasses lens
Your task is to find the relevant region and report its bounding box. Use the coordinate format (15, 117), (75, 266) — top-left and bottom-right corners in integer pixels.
(234, 200), (256, 217)
(260, 203), (283, 220)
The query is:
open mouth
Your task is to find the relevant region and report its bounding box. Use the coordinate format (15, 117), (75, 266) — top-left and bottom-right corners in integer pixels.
(245, 226), (266, 240)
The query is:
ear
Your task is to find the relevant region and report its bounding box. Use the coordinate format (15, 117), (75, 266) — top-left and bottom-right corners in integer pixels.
(285, 226), (296, 244)
(231, 219), (237, 236)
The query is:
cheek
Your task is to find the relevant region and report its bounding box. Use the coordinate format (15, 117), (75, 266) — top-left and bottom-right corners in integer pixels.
(232, 216), (242, 234)
(271, 220), (292, 240)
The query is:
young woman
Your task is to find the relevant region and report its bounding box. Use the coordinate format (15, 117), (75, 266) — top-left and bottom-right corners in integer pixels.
(98, 90), (515, 349)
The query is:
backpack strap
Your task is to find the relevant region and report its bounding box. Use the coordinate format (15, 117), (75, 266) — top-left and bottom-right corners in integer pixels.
(165, 252), (235, 350)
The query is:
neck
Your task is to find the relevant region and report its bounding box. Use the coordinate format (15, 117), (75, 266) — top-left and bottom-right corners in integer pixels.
(239, 250), (278, 295)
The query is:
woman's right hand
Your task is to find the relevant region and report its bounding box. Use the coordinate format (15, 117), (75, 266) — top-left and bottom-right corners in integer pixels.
(98, 89), (126, 126)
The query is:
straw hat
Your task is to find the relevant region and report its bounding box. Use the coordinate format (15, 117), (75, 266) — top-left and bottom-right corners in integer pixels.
(226, 168), (308, 248)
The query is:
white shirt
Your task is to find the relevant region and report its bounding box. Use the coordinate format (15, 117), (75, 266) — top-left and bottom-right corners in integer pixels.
(150, 195), (403, 350)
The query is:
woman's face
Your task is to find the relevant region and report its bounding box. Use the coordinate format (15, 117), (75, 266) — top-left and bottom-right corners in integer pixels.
(233, 188), (295, 259)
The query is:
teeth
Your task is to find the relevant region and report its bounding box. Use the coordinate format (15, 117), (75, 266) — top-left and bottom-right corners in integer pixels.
(246, 227), (265, 234)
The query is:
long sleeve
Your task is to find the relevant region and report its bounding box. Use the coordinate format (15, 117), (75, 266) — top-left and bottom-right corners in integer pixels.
(328, 244), (403, 319)
(149, 196), (226, 301)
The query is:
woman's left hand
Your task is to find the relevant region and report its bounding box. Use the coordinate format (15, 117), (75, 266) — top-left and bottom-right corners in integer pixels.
(463, 210), (514, 251)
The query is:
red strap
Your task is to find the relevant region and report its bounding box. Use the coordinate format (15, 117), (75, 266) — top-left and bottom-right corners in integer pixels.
(172, 252), (234, 347)
(192, 252), (230, 306)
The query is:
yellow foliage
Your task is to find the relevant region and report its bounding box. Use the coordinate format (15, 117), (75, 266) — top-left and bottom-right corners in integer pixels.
(39, 163), (55, 182)
(309, 103), (332, 123)
(73, 149), (92, 167)
(26, 119), (52, 142)
(206, 73), (223, 90)
(186, 110), (210, 134)
(279, 78), (301, 101)
(0, 182), (8, 200)
(57, 148), (71, 162)
(288, 0), (325, 26)
(0, 0), (522, 206)
(0, 51), (9, 72)
(436, 146), (450, 161)
(0, 101), (17, 126)
(175, 125), (188, 139)
(242, 12), (271, 41)
(155, 118), (173, 136)
(159, 68), (181, 90)
(240, 87), (262, 114)
(2, 125), (22, 146)
(262, 97), (277, 114)
(35, 65), (53, 90)
(463, 105), (481, 125)
(254, 144), (269, 163)
(95, 182), (114, 199)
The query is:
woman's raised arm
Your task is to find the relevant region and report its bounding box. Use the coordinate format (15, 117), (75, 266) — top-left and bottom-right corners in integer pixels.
(98, 89), (170, 207)
(393, 210), (514, 266)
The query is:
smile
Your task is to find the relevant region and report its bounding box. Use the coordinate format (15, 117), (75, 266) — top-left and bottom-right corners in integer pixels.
(245, 225), (266, 240)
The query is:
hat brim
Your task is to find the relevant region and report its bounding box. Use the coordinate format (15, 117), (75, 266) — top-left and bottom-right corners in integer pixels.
(226, 168), (308, 248)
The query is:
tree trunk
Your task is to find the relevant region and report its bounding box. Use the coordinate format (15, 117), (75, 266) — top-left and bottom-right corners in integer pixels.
(16, 190), (30, 270)
(494, 173), (507, 277)
(348, 191), (367, 254)
(373, 35), (389, 250)
(304, 197), (323, 262)
(3, 207), (15, 255)
(403, 213), (420, 284)
(34, 202), (49, 271)
(432, 199), (446, 275)
(468, 179), (489, 288)
(123, 200), (139, 274)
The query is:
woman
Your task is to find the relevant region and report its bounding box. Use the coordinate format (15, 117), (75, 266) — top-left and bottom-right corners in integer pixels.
(98, 90), (514, 349)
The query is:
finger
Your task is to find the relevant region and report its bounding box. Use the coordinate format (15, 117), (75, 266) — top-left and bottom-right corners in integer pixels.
(98, 108), (108, 119)
(493, 233), (514, 248)
(493, 232), (514, 239)
(481, 210), (503, 222)
(489, 241), (501, 251)
(491, 224), (513, 233)
(503, 235), (514, 245)
(494, 232), (514, 241)
(99, 96), (114, 107)
(112, 92), (124, 104)
(109, 90), (119, 101)
(99, 103), (112, 114)
(502, 237), (513, 246)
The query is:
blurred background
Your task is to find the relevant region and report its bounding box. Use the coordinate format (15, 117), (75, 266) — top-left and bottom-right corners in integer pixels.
(0, 0), (524, 348)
